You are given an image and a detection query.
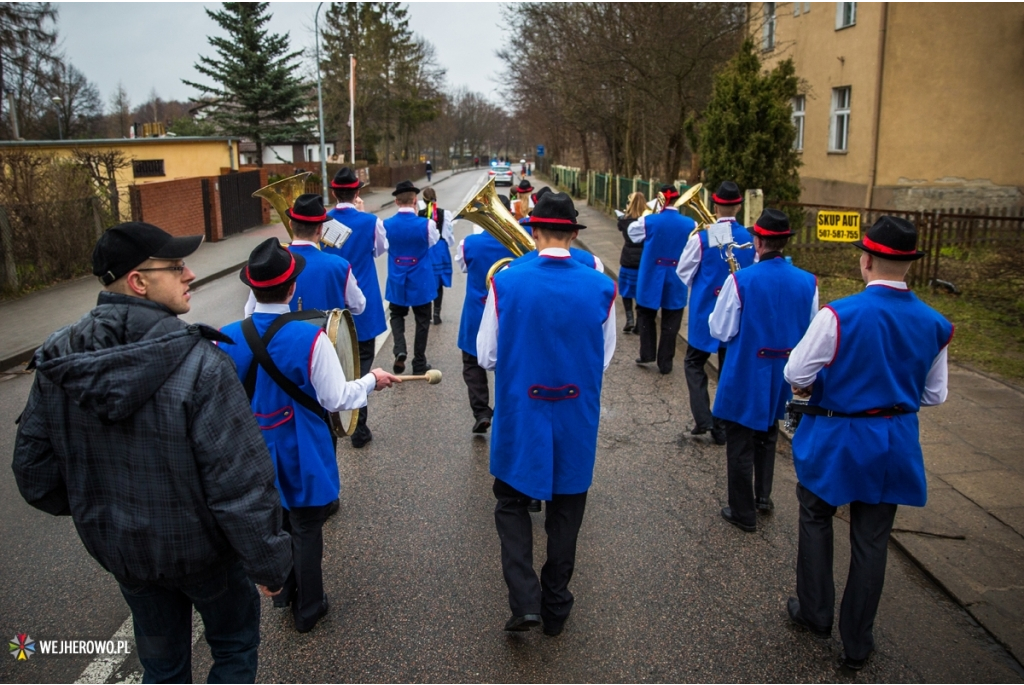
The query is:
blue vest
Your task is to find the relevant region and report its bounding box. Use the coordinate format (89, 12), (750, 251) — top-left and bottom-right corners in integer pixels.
(458, 232), (515, 356)
(489, 255), (617, 500)
(383, 211), (434, 307)
(636, 209), (692, 310)
(421, 206), (453, 288)
(288, 244), (352, 313)
(713, 257), (817, 431)
(510, 246), (598, 270)
(792, 286), (954, 507)
(220, 315), (338, 509)
(324, 207), (387, 341)
(687, 221), (754, 353)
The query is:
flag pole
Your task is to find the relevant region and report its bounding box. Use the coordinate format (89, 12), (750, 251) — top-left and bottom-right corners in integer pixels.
(349, 54), (356, 166)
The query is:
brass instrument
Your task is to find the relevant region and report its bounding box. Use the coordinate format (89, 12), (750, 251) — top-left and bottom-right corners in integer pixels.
(642, 192), (666, 217)
(676, 183), (751, 274)
(725, 241), (754, 274)
(454, 178), (535, 284)
(252, 172), (312, 241)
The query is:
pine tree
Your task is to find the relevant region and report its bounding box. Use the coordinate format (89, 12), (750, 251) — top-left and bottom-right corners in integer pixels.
(183, 2), (310, 166)
(698, 39), (801, 206)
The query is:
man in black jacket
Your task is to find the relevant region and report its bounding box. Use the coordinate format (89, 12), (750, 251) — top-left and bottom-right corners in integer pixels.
(12, 222), (292, 684)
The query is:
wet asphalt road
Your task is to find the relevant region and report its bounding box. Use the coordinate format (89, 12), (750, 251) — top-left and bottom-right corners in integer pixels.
(2, 169), (1022, 683)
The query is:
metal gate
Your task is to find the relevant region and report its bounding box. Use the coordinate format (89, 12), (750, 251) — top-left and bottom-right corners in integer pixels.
(218, 170), (263, 237)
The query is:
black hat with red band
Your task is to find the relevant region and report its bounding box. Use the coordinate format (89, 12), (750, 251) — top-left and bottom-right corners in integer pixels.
(660, 184), (681, 202)
(286, 193), (328, 225)
(712, 180), (743, 206)
(521, 191), (586, 231)
(516, 179), (534, 194)
(854, 215), (925, 261)
(240, 237), (306, 289)
(751, 208), (794, 237)
(331, 166), (365, 190)
(392, 179), (420, 196)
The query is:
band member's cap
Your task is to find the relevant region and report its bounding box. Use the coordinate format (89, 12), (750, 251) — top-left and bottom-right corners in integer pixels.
(854, 215), (925, 261)
(534, 186), (552, 202)
(521, 191), (587, 231)
(516, 179), (534, 194)
(331, 166), (365, 190)
(93, 222), (204, 286)
(392, 179), (420, 196)
(286, 193), (328, 225)
(751, 208), (794, 237)
(240, 237), (306, 289)
(660, 184), (681, 201)
(713, 181), (743, 206)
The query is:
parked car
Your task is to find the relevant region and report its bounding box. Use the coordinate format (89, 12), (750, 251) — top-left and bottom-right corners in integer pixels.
(489, 164), (514, 187)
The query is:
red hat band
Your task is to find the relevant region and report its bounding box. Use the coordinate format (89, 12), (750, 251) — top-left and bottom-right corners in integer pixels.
(246, 253), (296, 287)
(753, 223), (789, 236)
(861, 235), (917, 256)
(712, 193), (743, 205)
(330, 180), (361, 189)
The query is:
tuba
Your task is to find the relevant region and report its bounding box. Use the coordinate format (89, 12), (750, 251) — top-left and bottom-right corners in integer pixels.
(675, 183), (750, 274)
(252, 172), (312, 242)
(455, 178), (536, 285)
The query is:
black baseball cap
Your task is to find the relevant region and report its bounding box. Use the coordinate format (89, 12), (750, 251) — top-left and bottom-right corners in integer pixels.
(93, 222), (203, 286)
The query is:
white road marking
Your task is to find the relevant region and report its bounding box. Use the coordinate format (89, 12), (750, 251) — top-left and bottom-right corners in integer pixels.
(76, 610), (203, 684)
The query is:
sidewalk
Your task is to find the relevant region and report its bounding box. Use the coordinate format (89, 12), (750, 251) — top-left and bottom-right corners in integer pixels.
(0, 167), (466, 371)
(557, 180), (1024, 666)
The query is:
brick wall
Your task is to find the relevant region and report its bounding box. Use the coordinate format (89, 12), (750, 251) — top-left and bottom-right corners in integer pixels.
(129, 176), (227, 242)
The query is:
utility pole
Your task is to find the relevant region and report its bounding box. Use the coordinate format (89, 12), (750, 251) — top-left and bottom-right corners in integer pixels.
(314, 2), (328, 201)
(349, 54), (356, 167)
(51, 96), (63, 140)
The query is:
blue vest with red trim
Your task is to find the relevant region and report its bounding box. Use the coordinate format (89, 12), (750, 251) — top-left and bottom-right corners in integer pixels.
(687, 221), (754, 353)
(713, 257), (817, 431)
(636, 209), (692, 310)
(458, 232), (515, 356)
(324, 207), (387, 341)
(287, 243), (353, 314)
(792, 286), (953, 507)
(421, 206), (453, 288)
(383, 211), (434, 307)
(220, 314), (338, 509)
(489, 254), (616, 500)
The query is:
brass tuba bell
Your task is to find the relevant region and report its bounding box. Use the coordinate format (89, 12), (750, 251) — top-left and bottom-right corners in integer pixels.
(455, 178), (536, 284)
(252, 172), (312, 241)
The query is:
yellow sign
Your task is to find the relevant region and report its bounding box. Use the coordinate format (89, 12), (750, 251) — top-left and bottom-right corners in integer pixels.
(816, 210), (861, 242)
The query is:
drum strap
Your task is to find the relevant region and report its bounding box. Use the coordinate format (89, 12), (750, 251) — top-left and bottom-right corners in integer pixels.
(242, 312), (330, 427)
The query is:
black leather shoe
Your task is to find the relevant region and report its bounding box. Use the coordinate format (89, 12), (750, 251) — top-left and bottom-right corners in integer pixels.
(528, 499), (542, 513)
(504, 614), (541, 631)
(325, 499), (340, 518)
(720, 507), (756, 532)
(842, 651), (871, 670)
(543, 619), (565, 636)
(432, 314), (442, 325)
(787, 597), (831, 638)
(658, 364), (672, 375)
(756, 497), (775, 513)
(472, 416), (491, 433)
(296, 594), (330, 633)
(393, 352), (407, 374)
(412, 363), (432, 375)
(711, 429), (727, 445)
(690, 426), (710, 436)
(351, 427), (373, 449)
(635, 357), (655, 366)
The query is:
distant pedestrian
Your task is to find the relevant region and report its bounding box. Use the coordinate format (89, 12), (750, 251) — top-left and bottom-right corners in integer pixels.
(784, 216), (952, 670)
(425, 159), (433, 182)
(12, 222), (292, 683)
(474, 156), (479, 168)
(616, 191), (647, 334)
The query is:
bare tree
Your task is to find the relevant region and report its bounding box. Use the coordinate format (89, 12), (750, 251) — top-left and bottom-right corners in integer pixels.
(70, 147), (130, 221)
(107, 82), (131, 138)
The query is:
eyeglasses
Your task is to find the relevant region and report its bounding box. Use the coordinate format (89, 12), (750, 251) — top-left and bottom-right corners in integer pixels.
(136, 263), (187, 274)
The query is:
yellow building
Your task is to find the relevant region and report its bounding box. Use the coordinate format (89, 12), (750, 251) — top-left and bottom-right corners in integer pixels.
(752, 2), (1024, 210)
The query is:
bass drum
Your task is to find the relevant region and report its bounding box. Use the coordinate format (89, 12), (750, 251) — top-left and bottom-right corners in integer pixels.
(309, 308), (361, 437)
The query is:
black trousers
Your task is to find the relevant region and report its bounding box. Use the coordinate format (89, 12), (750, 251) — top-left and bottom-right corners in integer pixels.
(434, 285), (444, 317)
(279, 503), (330, 632)
(493, 478), (588, 624)
(462, 351), (492, 420)
(636, 305), (684, 374)
(353, 338), (376, 441)
(796, 483), (898, 661)
(684, 345), (726, 432)
(723, 419), (779, 527)
(389, 302), (431, 371)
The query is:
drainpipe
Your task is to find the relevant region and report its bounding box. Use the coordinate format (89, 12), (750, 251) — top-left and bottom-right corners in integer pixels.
(864, 2), (889, 210)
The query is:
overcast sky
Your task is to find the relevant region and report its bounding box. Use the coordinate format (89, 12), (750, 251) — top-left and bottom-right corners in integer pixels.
(55, 2), (508, 109)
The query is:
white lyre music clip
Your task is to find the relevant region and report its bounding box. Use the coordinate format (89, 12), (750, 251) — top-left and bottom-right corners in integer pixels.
(320, 219), (352, 249)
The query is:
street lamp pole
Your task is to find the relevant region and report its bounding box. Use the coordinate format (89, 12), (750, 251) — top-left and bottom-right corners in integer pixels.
(51, 96), (63, 141)
(314, 2), (328, 202)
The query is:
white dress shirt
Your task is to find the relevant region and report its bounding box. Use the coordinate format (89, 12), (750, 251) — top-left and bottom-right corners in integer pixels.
(476, 248), (617, 371)
(626, 206), (682, 244)
(675, 216), (736, 287)
(335, 202), (388, 256)
(251, 303), (376, 412)
(243, 240), (366, 318)
(783, 280), (949, 405)
(708, 264), (819, 343)
(389, 206), (439, 247)
(455, 238), (468, 273)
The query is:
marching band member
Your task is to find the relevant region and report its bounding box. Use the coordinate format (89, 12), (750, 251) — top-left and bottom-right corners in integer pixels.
(324, 167), (389, 449)
(784, 216), (952, 670)
(383, 180), (440, 375)
(477, 191), (617, 637)
(676, 181), (753, 444)
(709, 209), (818, 532)
(419, 187), (455, 325)
(515, 186), (605, 272)
(512, 179), (534, 220)
(628, 184), (690, 374)
(617, 192), (647, 334)
(222, 238), (400, 633)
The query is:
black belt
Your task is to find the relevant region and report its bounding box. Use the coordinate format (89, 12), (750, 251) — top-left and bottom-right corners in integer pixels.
(788, 403), (915, 419)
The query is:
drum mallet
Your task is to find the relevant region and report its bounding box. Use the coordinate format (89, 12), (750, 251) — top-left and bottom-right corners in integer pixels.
(397, 369), (443, 384)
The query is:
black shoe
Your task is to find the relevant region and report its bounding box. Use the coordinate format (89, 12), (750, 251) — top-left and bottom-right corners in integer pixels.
(543, 618), (566, 637)
(658, 364), (672, 375)
(296, 594), (330, 633)
(787, 597), (831, 638)
(711, 429), (727, 445)
(412, 363), (432, 375)
(527, 499), (542, 513)
(504, 614), (541, 632)
(635, 357), (655, 366)
(433, 314), (442, 325)
(351, 426), (373, 449)
(720, 507), (756, 533)
(472, 416), (492, 433)
(756, 497), (775, 513)
(393, 352), (407, 374)
(841, 651), (871, 670)
(690, 425), (711, 436)
(325, 499), (340, 518)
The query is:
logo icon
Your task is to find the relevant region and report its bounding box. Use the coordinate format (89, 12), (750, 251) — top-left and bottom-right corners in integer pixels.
(9, 634), (35, 660)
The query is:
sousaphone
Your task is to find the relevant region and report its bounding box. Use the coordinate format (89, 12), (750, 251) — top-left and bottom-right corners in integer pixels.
(455, 178), (536, 285)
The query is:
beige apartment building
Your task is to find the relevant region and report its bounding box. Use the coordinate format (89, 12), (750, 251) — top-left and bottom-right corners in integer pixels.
(752, 2), (1024, 211)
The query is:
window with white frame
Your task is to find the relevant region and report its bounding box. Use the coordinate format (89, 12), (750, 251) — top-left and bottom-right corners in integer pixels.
(762, 3), (776, 50)
(792, 95), (806, 151)
(836, 2), (856, 28)
(829, 87), (851, 152)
